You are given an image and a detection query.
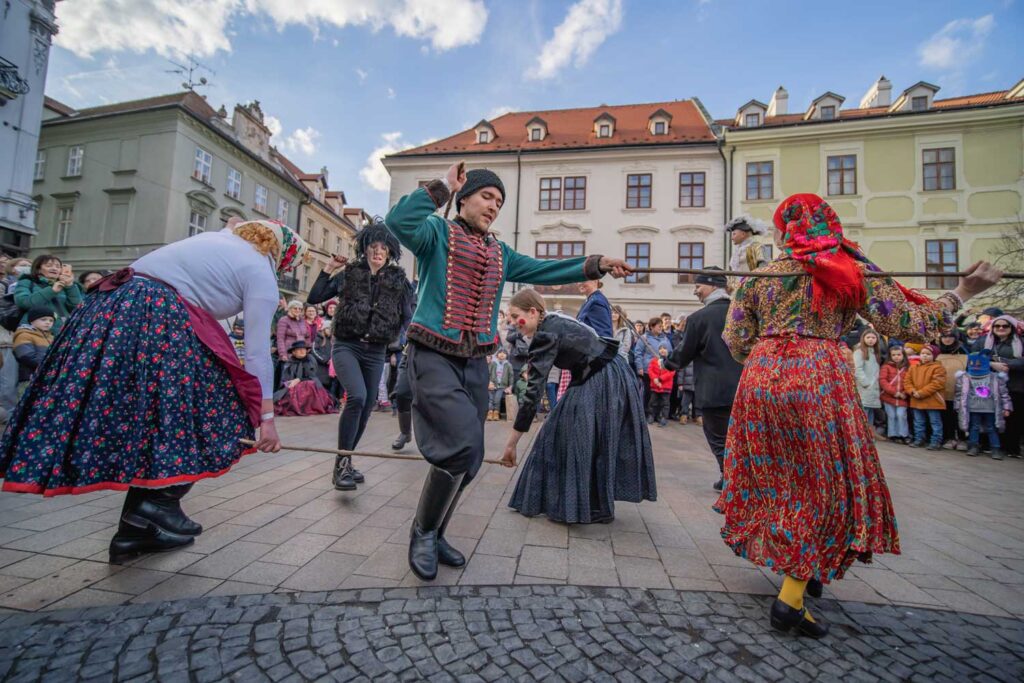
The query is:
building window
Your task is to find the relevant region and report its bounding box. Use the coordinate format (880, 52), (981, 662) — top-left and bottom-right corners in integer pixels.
(301, 266), (309, 292)
(912, 96), (928, 111)
(226, 167), (242, 199)
(535, 241), (585, 259)
(335, 235), (342, 253)
(654, 121), (666, 135)
(193, 147), (213, 184)
(255, 184), (269, 213)
(478, 131), (489, 143)
(188, 211), (207, 237)
(66, 145), (84, 177)
(624, 243), (650, 284)
(539, 177), (561, 211)
(677, 242), (705, 284)
(277, 198), (290, 222)
(56, 206), (73, 246)
(305, 218), (314, 241)
(564, 176), (586, 210)
(820, 105), (836, 120)
(745, 161), (773, 200)
(923, 148), (955, 191)
(531, 128), (541, 141)
(678, 172), (706, 208)
(745, 113), (760, 127)
(626, 173), (652, 209)
(925, 239), (958, 290)
(33, 150), (46, 181)
(599, 124), (611, 137)
(321, 228), (328, 251)
(827, 155), (857, 196)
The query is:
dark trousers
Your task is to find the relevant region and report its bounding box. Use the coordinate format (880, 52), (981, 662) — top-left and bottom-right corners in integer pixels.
(640, 373), (652, 417)
(649, 392), (669, 422)
(332, 340), (387, 451)
(408, 343), (489, 482)
(701, 406), (732, 473)
(679, 390), (698, 418)
(392, 352), (413, 412)
(1006, 392), (1024, 456)
(668, 380), (681, 418)
(941, 401), (965, 443)
(385, 351), (402, 403)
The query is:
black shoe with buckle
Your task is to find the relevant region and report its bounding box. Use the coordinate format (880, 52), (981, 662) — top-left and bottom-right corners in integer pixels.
(769, 599), (829, 639)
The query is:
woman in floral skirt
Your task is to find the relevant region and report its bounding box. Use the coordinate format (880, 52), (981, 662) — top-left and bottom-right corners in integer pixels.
(720, 193), (1002, 637)
(0, 219), (307, 562)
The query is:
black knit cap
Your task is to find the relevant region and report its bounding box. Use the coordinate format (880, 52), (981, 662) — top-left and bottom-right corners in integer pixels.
(27, 306), (54, 323)
(357, 218), (402, 262)
(694, 266), (727, 289)
(455, 169), (506, 210)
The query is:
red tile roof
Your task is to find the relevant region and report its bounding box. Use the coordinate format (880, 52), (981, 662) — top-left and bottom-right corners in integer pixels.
(393, 99), (715, 157)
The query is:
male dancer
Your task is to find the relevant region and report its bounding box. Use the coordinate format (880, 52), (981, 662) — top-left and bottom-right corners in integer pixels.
(386, 163), (630, 580)
(726, 216), (767, 291)
(664, 267), (743, 491)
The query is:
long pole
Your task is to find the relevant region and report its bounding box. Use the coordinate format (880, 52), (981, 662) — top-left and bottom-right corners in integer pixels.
(240, 439), (506, 466)
(629, 267), (1024, 280)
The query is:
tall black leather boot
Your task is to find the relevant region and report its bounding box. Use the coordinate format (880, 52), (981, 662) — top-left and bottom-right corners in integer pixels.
(409, 467), (464, 580)
(333, 455), (356, 491)
(436, 486), (466, 567)
(109, 519), (195, 563)
(122, 484), (202, 536)
(392, 410), (412, 451)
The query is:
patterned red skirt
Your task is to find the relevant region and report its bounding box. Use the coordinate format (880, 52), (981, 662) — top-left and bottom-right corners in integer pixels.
(715, 336), (899, 583)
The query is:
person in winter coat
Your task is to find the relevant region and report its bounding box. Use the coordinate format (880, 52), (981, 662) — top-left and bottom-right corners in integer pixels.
(937, 330), (969, 449)
(983, 315), (1024, 457)
(879, 344), (911, 443)
(634, 318), (672, 419)
(276, 300), (312, 362)
(12, 307), (54, 386)
(955, 349), (1012, 460)
(677, 361), (700, 425)
(611, 307), (633, 360)
(12, 255), (83, 335)
(905, 344), (947, 449)
(576, 280), (613, 337)
(853, 328), (883, 436)
(273, 340), (338, 417)
(488, 349), (514, 421)
(3, 258), (30, 294)
(647, 347), (675, 427)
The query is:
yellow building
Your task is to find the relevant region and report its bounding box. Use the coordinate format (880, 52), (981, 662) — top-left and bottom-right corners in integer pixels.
(721, 76), (1024, 293)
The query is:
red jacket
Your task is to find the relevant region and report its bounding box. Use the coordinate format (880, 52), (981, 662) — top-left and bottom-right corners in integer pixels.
(879, 362), (909, 408)
(648, 358), (675, 394)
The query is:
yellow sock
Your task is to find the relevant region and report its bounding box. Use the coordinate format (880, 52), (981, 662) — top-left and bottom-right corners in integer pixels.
(778, 576), (807, 611)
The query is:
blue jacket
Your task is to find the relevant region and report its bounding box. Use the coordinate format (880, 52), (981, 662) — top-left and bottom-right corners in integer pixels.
(633, 332), (672, 373)
(576, 290), (613, 337)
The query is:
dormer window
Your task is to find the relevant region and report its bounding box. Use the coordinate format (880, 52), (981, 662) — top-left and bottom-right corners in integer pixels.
(745, 113), (760, 127)
(593, 112), (616, 138)
(912, 96), (928, 111)
(805, 92), (845, 121)
(648, 108), (672, 136)
(525, 116), (548, 142)
(735, 100), (767, 128)
(478, 131), (490, 143)
(890, 82), (940, 113)
(820, 105), (835, 120)
(599, 124), (611, 137)
(473, 119), (497, 145)
(531, 128), (541, 141)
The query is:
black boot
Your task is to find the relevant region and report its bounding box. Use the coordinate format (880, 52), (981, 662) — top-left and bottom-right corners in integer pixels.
(807, 578), (823, 598)
(109, 519), (194, 564)
(122, 484), (202, 536)
(350, 460), (365, 484)
(436, 486), (466, 567)
(769, 599), (829, 638)
(713, 455), (724, 492)
(392, 410), (412, 451)
(409, 467), (464, 580)
(333, 455), (356, 491)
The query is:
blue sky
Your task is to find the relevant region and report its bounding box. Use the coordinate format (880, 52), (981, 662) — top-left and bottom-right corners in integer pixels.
(46, 0), (1023, 217)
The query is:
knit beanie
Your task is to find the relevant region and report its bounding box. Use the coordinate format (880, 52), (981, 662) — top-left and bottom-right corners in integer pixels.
(923, 344), (940, 359)
(27, 306), (54, 324)
(455, 169), (506, 210)
(967, 349), (992, 378)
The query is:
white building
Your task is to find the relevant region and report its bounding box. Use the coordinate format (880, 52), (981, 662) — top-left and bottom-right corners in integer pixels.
(382, 99), (725, 319)
(0, 0), (59, 254)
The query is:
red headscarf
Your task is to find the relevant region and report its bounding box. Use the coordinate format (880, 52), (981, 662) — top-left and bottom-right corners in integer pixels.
(773, 193), (929, 313)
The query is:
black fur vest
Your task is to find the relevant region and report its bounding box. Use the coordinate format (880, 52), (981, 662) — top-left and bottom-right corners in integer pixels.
(332, 261), (408, 344)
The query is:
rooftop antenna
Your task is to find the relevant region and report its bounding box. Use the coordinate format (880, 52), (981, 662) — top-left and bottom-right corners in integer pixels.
(166, 55), (215, 91)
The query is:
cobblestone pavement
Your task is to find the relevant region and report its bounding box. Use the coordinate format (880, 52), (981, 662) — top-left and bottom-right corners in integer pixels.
(0, 585), (1021, 682)
(0, 411), (1023, 617)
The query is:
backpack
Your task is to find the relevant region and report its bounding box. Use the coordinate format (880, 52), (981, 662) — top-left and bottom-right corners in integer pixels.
(0, 293), (22, 332)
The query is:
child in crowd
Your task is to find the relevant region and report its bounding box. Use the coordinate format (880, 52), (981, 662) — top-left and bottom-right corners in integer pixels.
(955, 350), (1012, 460)
(905, 344), (947, 450)
(274, 340), (338, 417)
(228, 318), (246, 367)
(647, 347), (675, 427)
(488, 349), (513, 421)
(879, 343), (911, 444)
(677, 361), (699, 425)
(853, 328), (883, 438)
(12, 307), (54, 389)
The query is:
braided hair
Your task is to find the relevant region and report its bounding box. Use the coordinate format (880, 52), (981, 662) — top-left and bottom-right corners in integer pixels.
(356, 218), (402, 263)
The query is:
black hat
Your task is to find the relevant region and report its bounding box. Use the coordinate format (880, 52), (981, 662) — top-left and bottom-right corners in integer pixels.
(694, 266), (727, 289)
(289, 340), (309, 352)
(455, 169), (506, 210)
(981, 307), (1004, 317)
(27, 306), (54, 323)
(357, 218), (402, 262)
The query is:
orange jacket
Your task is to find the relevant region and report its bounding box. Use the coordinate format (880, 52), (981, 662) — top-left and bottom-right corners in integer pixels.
(905, 361), (947, 410)
(648, 358), (675, 393)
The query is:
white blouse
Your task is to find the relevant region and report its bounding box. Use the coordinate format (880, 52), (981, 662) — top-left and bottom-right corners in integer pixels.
(132, 229), (279, 399)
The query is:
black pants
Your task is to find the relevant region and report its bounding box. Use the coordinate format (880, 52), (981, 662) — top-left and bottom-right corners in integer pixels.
(701, 406), (732, 473)
(385, 351), (402, 403)
(332, 340), (386, 451)
(668, 381), (681, 418)
(941, 401), (965, 443)
(649, 393), (669, 422)
(640, 373), (652, 417)
(408, 343), (488, 482)
(392, 352), (413, 413)
(1006, 391), (1024, 455)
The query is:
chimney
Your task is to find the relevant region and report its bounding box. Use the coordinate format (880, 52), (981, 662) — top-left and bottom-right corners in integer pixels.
(767, 87), (788, 117)
(859, 76), (892, 109)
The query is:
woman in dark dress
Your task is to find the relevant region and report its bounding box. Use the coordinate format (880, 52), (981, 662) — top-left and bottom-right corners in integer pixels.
(308, 220), (411, 491)
(503, 289), (656, 523)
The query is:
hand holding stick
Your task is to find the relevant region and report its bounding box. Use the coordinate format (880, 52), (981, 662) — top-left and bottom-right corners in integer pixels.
(443, 161), (466, 220)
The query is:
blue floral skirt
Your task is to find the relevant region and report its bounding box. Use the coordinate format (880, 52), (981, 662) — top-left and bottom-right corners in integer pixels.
(0, 278), (255, 496)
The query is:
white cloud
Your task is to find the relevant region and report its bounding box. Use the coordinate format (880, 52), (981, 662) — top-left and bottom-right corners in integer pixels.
(360, 131), (413, 192)
(266, 116), (320, 157)
(355, 67), (369, 83)
(264, 114), (283, 139)
(56, 0), (488, 59)
(918, 14), (994, 70)
(528, 0), (623, 80)
(387, 87), (396, 99)
(486, 105), (515, 119)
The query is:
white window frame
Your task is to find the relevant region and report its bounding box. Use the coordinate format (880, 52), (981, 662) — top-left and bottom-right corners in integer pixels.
(66, 145), (83, 177)
(188, 211), (208, 237)
(56, 206), (73, 246)
(34, 150), (46, 181)
(744, 113), (760, 127)
(654, 121), (666, 135)
(255, 184), (269, 213)
(599, 124), (611, 137)
(531, 128), (541, 141)
(277, 197), (290, 222)
(477, 131), (489, 143)
(820, 105), (836, 120)
(193, 147), (213, 184)
(226, 167), (242, 199)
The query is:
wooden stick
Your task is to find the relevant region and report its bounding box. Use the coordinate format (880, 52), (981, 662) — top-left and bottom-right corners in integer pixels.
(630, 267), (1024, 280)
(443, 161), (465, 220)
(240, 438), (506, 466)
(612, 305), (658, 356)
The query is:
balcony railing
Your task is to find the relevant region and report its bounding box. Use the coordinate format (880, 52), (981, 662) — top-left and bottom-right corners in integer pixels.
(278, 275), (299, 293)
